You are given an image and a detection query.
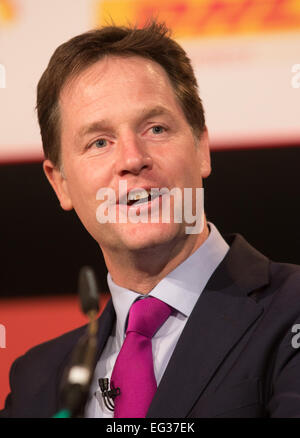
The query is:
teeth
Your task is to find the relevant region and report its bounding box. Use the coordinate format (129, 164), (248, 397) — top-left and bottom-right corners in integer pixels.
(128, 189), (150, 202)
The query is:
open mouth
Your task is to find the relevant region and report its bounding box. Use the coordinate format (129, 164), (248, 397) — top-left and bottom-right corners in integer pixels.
(116, 188), (161, 206)
(127, 196), (149, 206)
(126, 189), (162, 207)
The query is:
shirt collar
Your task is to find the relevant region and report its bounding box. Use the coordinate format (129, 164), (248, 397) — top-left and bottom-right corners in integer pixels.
(107, 221), (229, 340)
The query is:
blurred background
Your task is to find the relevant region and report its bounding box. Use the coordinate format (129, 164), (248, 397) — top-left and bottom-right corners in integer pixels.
(0, 0), (299, 408)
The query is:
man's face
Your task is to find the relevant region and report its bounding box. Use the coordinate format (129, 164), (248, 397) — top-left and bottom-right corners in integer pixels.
(44, 55), (211, 255)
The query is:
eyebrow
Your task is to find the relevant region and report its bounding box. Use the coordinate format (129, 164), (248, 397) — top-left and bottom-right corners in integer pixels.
(77, 105), (174, 139)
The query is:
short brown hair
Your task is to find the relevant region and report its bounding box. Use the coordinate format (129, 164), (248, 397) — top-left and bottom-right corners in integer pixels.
(37, 21), (206, 168)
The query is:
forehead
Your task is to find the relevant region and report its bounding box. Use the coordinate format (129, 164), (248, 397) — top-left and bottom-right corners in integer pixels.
(59, 55), (182, 118)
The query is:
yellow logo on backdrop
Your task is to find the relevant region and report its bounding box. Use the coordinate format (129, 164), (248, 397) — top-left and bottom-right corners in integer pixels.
(96, 0), (300, 37)
(0, 0), (15, 24)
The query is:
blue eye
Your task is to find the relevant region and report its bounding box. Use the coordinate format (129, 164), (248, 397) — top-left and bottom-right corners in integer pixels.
(94, 139), (107, 148)
(151, 125), (165, 134)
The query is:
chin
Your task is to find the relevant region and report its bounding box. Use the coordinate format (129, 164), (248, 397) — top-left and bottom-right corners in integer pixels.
(119, 222), (184, 251)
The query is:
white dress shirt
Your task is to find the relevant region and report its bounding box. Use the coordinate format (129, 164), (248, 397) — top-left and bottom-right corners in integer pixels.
(84, 222), (229, 417)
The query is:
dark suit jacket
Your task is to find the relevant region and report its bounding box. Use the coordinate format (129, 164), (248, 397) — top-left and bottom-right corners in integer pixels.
(2, 232), (300, 418)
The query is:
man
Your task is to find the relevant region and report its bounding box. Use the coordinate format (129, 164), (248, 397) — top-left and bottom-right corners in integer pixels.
(1, 21), (300, 418)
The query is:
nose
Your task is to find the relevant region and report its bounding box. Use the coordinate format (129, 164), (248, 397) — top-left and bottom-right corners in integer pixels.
(114, 132), (153, 177)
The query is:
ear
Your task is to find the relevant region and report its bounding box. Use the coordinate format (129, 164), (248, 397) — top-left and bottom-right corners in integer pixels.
(196, 127), (211, 179)
(43, 159), (73, 210)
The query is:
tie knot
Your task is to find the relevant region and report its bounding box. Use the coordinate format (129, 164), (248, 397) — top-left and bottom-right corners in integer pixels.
(126, 297), (172, 339)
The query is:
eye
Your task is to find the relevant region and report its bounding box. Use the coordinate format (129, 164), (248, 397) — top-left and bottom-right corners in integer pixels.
(94, 138), (108, 148)
(151, 125), (166, 134)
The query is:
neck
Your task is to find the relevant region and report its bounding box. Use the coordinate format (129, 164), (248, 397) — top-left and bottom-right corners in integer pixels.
(103, 220), (210, 295)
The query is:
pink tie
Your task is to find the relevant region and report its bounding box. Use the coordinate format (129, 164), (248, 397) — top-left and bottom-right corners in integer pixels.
(110, 296), (172, 418)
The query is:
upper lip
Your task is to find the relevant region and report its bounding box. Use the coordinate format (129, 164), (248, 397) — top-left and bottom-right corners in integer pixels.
(117, 185), (168, 205)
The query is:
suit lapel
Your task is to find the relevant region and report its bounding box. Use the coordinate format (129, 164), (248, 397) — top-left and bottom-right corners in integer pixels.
(147, 234), (269, 418)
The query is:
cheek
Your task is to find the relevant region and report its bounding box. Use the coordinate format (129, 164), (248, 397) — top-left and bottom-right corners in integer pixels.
(72, 160), (107, 190)
(66, 171), (99, 210)
(171, 152), (199, 182)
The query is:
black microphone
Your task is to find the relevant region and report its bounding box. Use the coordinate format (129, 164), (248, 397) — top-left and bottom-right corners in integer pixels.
(55, 266), (100, 418)
(78, 266), (100, 316)
(98, 378), (120, 411)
